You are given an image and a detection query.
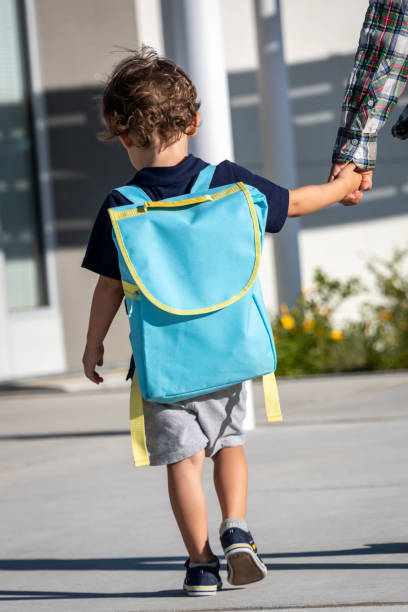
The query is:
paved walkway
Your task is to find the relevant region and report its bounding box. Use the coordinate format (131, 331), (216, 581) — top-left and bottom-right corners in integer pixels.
(1, 371), (408, 611)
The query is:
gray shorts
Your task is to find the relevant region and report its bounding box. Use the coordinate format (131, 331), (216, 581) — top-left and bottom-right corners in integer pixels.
(142, 382), (247, 466)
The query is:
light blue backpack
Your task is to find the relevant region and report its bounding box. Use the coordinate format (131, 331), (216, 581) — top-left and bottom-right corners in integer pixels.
(109, 165), (281, 466)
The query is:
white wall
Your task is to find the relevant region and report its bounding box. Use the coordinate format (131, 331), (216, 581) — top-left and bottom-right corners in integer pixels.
(220, 0), (258, 72)
(220, 0), (408, 316)
(221, 0), (367, 69)
(281, 0), (367, 65)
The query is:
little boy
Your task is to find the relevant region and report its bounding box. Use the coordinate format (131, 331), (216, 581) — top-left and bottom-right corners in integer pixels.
(82, 46), (361, 596)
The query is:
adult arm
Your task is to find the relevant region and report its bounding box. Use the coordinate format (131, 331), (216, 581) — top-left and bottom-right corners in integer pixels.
(331, 0), (408, 176)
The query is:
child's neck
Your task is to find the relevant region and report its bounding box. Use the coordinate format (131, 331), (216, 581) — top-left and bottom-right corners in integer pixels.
(130, 136), (189, 171)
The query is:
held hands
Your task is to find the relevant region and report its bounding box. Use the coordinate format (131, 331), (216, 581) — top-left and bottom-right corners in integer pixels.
(82, 342), (104, 384)
(329, 162), (372, 206)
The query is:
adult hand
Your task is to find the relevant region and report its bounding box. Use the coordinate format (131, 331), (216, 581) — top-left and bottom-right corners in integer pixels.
(329, 162), (373, 206)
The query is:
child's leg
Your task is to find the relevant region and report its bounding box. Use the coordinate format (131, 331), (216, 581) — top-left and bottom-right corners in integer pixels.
(167, 449), (217, 564)
(212, 445), (248, 519)
(213, 445), (267, 586)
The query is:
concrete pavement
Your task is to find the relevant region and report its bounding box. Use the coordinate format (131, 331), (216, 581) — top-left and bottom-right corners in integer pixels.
(1, 371), (408, 611)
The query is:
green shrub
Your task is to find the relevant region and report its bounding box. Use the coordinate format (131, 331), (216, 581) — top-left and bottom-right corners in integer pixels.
(272, 248), (408, 376)
(361, 248), (408, 370)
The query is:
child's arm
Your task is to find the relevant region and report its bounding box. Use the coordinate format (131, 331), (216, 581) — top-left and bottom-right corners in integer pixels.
(288, 163), (362, 217)
(82, 275), (124, 384)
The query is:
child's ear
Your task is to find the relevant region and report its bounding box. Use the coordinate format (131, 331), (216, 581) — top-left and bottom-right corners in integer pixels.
(187, 112), (200, 138)
(119, 133), (134, 149)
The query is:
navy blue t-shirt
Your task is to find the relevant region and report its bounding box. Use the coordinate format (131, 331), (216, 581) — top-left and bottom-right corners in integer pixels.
(81, 154), (289, 280)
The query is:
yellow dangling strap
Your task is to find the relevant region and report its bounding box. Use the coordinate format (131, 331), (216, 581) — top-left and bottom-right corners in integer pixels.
(129, 373), (150, 466)
(122, 279), (139, 300)
(263, 372), (282, 423)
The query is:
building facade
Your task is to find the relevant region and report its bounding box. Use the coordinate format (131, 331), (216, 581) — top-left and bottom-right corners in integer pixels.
(1, 0), (407, 380)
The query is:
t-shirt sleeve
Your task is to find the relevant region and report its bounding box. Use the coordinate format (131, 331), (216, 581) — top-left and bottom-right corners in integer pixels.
(214, 161), (289, 233)
(81, 193), (121, 280)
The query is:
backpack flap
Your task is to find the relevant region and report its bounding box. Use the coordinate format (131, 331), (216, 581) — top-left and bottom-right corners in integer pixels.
(109, 182), (266, 314)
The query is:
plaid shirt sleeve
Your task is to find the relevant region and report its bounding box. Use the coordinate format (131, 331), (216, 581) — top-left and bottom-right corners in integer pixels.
(332, 0), (408, 170)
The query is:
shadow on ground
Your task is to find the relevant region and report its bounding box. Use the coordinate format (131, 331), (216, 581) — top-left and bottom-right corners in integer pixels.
(1, 544), (407, 601)
(1, 543), (407, 571)
(0, 430), (129, 441)
(0, 588), (188, 601)
(0, 384), (65, 396)
(0, 586), (242, 602)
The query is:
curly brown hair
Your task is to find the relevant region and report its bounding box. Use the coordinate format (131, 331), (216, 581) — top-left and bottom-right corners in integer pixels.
(101, 46), (200, 149)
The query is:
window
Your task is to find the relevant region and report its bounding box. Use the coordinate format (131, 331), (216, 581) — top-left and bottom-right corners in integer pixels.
(0, 0), (47, 309)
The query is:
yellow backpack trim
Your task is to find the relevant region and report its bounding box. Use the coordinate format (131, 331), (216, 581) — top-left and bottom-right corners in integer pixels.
(122, 280), (139, 300)
(113, 183), (241, 220)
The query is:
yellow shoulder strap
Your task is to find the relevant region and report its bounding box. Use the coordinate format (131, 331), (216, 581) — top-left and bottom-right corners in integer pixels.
(263, 372), (282, 423)
(129, 373), (150, 466)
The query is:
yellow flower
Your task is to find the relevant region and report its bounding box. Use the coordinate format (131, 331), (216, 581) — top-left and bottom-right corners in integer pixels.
(302, 318), (315, 332)
(280, 314), (295, 330)
(330, 329), (343, 341)
(280, 303), (289, 314)
(379, 310), (392, 321)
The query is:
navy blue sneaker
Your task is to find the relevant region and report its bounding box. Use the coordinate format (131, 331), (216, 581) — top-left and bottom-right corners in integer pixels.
(220, 527), (267, 585)
(182, 558), (223, 596)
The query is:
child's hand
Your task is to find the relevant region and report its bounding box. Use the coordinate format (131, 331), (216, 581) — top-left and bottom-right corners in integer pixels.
(336, 163), (363, 206)
(82, 342), (104, 384)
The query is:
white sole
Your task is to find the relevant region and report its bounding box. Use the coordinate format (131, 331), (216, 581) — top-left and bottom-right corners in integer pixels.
(225, 545), (267, 586)
(183, 581), (222, 596)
